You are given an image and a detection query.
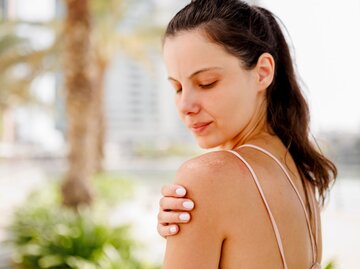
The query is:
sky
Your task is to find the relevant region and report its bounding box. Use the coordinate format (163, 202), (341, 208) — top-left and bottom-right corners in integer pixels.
(260, 0), (360, 134)
(15, 0), (360, 134)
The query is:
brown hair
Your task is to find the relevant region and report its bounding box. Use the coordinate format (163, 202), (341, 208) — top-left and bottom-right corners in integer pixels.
(164, 0), (336, 205)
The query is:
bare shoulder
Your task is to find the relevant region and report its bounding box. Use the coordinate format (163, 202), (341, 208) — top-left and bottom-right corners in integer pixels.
(175, 150), (249, 190)
(163, 151), (248, 268)
(174, 150), (254, 221)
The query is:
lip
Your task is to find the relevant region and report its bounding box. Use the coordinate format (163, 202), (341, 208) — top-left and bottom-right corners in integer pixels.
(190, 122), (212, 134)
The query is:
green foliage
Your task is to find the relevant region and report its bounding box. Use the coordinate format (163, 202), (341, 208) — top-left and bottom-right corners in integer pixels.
(324, 260), (336, 269)
(6, 174), (160, 269)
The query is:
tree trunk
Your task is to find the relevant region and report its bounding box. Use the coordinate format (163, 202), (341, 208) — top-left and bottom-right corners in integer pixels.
(61, 0), (95, 208)
(93, 59), (107, 173)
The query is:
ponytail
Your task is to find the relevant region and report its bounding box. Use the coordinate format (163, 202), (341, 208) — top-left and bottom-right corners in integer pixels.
(254, 7), (337, 205)
(165, 0), (337, 205)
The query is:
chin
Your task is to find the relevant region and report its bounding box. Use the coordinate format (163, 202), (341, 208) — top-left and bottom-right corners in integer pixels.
(196, 137), (220, 149)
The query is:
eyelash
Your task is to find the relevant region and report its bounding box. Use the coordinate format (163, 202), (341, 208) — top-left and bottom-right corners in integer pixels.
(174, 81), (218, 94)
(199, 81), (217, 89)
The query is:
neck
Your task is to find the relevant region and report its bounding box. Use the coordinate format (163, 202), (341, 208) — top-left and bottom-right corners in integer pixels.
(219, 99), (273, 150)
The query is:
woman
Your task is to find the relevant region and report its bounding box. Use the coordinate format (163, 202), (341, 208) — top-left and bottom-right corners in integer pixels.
(158, 0), (337, 268)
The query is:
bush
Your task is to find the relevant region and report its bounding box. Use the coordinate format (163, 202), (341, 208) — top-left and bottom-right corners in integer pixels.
(324, 260), (336, 269)
(6, 174), (160, 269)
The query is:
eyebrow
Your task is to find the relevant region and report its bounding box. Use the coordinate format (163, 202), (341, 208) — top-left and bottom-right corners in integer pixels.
(168, 67), (223, 82)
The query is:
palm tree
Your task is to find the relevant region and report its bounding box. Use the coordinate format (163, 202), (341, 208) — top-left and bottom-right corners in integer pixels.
(61, 0), (95, 208)
(61, 0), (163, 208)
(0, 25), (58, 142)
(0, 0), (162, 208)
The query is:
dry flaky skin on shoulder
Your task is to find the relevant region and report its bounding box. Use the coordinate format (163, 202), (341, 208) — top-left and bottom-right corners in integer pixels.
(163, 150), (251, 269)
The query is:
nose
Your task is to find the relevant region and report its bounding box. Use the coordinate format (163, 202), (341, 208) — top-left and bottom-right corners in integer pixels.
(177, 87), (201, 115)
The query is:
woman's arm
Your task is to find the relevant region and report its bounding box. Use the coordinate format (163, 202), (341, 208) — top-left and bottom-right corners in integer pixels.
(163, 153), (230, 269)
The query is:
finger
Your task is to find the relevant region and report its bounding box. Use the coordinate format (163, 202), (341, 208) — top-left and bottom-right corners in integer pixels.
(158, 211), (191, 224)
(159, 197), (195, 211)
(157, 223), (179, 238)
(161, 184), (187, 197)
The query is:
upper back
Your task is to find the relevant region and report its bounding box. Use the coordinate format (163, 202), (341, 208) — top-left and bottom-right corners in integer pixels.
(216, 143), (322, 269)
(164, 139), (322, 269)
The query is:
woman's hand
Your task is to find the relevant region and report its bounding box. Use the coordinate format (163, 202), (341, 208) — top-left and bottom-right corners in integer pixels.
(157, 184), (195, 238)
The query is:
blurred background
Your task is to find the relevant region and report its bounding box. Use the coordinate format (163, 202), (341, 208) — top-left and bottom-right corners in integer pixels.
(0, 0), (359, 268)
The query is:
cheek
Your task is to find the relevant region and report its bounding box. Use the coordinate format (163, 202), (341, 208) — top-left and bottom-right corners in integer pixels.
(214, 86), (255, 128)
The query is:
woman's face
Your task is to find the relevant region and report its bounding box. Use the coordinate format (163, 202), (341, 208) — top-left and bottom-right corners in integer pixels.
(163, 30), (268, 149)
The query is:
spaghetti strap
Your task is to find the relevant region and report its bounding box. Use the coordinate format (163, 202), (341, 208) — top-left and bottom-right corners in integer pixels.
(236, 144), (320, 268)
(306, 179), (319, 251)
(226, 149), (289, 269)
(306, 182), (321, 269)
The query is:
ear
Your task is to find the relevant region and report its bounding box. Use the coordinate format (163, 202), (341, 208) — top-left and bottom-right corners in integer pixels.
(255, 52), (275, 92)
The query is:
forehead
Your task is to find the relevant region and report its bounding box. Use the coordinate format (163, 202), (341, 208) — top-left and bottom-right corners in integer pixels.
(163, 30), (239, 77)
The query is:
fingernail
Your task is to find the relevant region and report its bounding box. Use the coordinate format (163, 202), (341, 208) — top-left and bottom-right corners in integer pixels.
(182, 201), (194, 209)
(179, 213), (190, 221)
(176, 188), (186, 196)
(170, 226), (177, 234)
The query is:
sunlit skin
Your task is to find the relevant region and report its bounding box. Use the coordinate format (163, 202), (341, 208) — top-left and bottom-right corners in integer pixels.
(163, 29), (274, 150)
(160, 29), (322, 268)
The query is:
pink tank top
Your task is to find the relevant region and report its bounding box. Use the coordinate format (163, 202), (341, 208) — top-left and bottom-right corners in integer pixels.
(227, 144), (321, 269)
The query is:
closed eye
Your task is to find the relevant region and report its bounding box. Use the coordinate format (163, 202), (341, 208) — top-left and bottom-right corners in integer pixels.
(199, 81), (218, 89)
